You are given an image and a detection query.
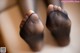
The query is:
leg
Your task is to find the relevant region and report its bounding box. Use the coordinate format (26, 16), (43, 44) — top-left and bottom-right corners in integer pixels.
(18, 0), (44, 51)
(0, 0), (17, 12)
(44, 0), (71, 46)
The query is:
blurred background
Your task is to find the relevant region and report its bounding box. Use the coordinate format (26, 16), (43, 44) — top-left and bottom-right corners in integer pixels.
(0, 0), (80, 53)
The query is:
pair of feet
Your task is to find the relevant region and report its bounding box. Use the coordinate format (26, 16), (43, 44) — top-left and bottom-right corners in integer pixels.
(20, 4), (71, 51)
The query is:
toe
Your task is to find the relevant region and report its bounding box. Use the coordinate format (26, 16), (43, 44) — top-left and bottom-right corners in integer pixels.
(53, 5), (68, 15)
(54, 5), (62, 11)
(54, 5), (58, 10)
(48, 4), (63, 13)
(20, 15), (28, 28)
(26, 10), (34, 16)
(30, 13), (39, 23)
(20, 10), (34, 28)
(57, 6), (62, 11)
(48, 4), (54, 13)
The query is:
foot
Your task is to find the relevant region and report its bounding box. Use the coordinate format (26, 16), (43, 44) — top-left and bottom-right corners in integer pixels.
(46, 4), (71, 46)
(20, 10), (44, 51)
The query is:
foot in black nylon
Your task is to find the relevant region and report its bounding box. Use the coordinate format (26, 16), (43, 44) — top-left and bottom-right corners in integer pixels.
(46, 4), (71, 46)
(20, 11), (44, 51)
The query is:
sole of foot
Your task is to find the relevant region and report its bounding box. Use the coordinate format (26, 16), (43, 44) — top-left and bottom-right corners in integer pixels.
(20, 10), (44, 51)
(46, 4), (71, 46)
